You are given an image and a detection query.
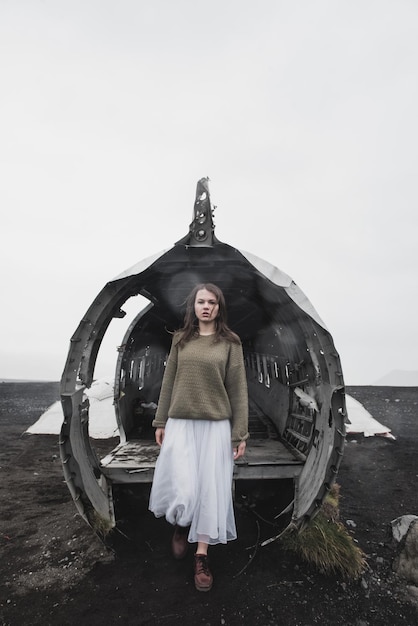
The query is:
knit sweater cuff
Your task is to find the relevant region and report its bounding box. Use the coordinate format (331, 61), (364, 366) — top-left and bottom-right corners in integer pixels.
(152, 418), (167, 429)
(232, 432), (250, 446)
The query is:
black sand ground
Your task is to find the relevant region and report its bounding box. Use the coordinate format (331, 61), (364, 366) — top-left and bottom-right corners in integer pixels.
(1, 382), (418, 626)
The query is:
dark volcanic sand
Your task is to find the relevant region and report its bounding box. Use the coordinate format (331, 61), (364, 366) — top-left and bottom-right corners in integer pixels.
(1, 382), (418, 626)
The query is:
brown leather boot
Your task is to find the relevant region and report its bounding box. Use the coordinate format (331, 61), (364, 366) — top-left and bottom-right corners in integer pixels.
(194, 554), (213, 591)
(171, 525), (189, 560)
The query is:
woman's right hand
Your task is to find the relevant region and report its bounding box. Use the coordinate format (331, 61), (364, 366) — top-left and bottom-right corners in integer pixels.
(155, 427), (165, 446)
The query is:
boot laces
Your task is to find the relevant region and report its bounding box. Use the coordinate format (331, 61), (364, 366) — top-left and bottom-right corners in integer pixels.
(195, 554), (210, 575)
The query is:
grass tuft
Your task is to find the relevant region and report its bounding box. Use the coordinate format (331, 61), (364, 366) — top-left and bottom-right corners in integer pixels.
(90, 510), (114, 538)
(280, 483), (367, 579)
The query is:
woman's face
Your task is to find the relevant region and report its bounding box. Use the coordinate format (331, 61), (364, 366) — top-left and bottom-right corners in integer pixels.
(194, 288), (219, 324)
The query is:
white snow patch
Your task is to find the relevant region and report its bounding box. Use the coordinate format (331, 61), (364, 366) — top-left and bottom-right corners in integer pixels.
(345, 395), (393, 438)
(26, 379), (118, 439)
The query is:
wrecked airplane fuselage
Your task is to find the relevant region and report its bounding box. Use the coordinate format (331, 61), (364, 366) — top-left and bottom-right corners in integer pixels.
(60, 178), (346, 538)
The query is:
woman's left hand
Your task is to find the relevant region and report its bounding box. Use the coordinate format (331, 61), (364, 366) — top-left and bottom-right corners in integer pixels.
(233, 440), (246, 460)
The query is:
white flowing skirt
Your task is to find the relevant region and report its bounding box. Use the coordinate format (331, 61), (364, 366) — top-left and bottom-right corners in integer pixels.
(149, 418), (236, 545)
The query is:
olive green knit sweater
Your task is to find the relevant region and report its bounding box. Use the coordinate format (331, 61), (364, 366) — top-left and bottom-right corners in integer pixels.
(152, 333), (249, 444)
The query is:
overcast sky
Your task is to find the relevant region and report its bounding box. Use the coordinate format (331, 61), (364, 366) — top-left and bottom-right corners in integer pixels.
(1, 0), (417, 385)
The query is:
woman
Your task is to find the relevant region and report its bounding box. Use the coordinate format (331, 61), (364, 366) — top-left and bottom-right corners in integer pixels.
(149, 283), (249, 592)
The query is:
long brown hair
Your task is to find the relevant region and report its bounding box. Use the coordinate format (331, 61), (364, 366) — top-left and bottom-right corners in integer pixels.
(176, 283), (240, 347)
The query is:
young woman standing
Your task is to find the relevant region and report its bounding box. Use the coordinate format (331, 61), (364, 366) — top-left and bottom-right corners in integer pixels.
(149, 283), (249, 591)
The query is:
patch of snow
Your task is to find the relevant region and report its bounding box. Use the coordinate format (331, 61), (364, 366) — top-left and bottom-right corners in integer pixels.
(26, 378), (118, 439)
(345, 395), (393, 438)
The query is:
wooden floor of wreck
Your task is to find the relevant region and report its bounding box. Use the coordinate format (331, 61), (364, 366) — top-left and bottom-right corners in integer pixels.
(100, 438), (304, 484)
